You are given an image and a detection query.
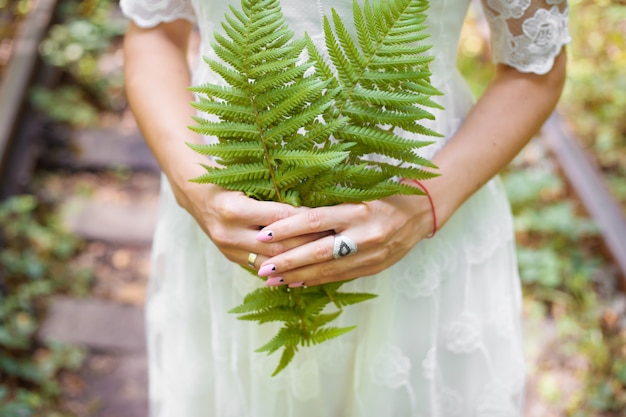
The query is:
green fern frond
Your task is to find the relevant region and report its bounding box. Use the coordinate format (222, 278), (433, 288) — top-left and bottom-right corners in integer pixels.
(255, 325), (302, 354)
(189, 163), (269, 185)
(308, 311), (342, 331)
(191, 100), (257, 123)
(206, 59), (248, 88)
(228, 286), (292, 314)
(188, 121), (259, 140)
(304, 185), (407, 206)
(379, 163), (440, 182)
(237, 306), (299, 324)
(301, 295), (333, 319)
(188, 83), (249, 104)
(338, 125), (430, 155)
(186, 142), (263, 159)
(188, 0), (442, 375)
(271, 149), (349, 168)
(342, 102), (434, 126)
(272, 345), (297, 376)
(226, 179), (278, 201)
(309, 326), (357, 346)
(330, 291), (379, 308)
(257, 79), (330, 129)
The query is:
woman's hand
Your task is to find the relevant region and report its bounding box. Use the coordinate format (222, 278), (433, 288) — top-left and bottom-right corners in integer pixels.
(253, 189), (435, 287)
(175, 179), (332, 270)
(252, 50), (568, 287)
(124, 20), (327, 270)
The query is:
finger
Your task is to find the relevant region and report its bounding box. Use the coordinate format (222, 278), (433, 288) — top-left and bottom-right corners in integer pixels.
(257, 233), (365, 278)
(300, 263), (376, 286)
(224, 231), (332, 271)
(266, 256), (375, 287)
(278, 246), (397, 287)
(221, 195), (309, 227)
(255, 204), (363, 242)
(252, 231), (332, 257)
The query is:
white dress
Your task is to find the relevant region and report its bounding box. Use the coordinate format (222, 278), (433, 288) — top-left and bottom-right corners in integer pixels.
(120, 1), (570, 416)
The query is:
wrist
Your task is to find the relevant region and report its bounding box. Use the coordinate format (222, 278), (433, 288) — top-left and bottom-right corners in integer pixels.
(162, 158), (210, 212)
(402, 179), (438, 238)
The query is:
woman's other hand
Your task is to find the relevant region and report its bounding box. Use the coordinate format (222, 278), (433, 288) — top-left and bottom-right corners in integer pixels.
(253, 186), (435, 287)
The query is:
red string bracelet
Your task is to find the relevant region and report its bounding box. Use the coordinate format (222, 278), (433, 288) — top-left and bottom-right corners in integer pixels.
(408, 179), (437, 238)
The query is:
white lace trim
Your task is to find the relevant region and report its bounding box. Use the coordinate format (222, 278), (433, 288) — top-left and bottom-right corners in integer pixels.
(482, 0), (571, 74)
(120, 0), (196, 28)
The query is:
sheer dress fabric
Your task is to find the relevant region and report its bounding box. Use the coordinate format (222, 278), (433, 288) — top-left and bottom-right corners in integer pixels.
(119, 0), (570, 416)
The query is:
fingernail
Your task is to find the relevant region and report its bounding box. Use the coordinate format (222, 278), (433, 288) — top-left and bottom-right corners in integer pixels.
(258, 264), (277, 277)
(265, 276), (284, 286)
(256, 230), (274, 242)
(288, 281), (305, 288)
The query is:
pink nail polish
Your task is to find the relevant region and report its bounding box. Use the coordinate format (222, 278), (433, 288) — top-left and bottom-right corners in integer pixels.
(256, 230), (274, 242)
(266, 276), (284, 286)
(258, 264), (277, 277)
(288, 281), (305, 288)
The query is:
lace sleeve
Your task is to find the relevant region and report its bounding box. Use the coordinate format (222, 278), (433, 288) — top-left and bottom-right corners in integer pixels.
(120, 0), (196, 28)
(480, 0), (571, 74)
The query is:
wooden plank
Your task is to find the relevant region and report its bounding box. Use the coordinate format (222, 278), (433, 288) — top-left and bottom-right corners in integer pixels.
(541, 112), (626, 279)
(0, 0), (58, 173)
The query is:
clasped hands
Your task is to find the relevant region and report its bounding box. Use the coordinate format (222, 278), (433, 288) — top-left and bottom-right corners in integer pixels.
(195, 186), (435, 287)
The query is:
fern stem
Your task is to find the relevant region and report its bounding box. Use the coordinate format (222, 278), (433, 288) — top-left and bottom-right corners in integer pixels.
(290, 287), (311, 345)
(242, 1), (285, 203)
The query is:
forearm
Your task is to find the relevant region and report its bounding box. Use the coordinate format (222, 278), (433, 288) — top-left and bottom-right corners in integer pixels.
(429, 50), (567, 226)
(123, 21), (208, 205)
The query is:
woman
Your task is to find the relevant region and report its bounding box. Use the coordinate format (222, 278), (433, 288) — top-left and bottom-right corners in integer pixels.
(121, 0), (569, 416)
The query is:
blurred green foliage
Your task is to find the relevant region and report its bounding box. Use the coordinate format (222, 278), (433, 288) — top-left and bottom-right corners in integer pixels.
(0, 195), (92, 416)
(459, 0), (626, 414)
(504, 165), (626, 415)
(561, 0), (626, 213)
(32, 0), (126, 127)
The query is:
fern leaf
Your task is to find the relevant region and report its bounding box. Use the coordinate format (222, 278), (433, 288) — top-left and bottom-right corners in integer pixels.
(331, 292), (379, 308)
(271, 149), (349, 168)
(379, 163), (440, 182)
(271, 345), (297, 376)
(309, 326), (357, 346)
(262, 99), (335, 145)
(207, 59), (248, 89)
(255, 326), (302, 354)
(308, 311), (342, 331)
(301, 294), (333, 319)
(257, 79), (329, 129)
(338, 125), (426, 154)
(228, 286), (292, 314)
(190, 101), (257, 123)
(188, 84), (249, 105)
(186, 142), (264, 159)
(331, 9), (367, 71)
(288, 116), (349, 150)
(237, 306), (299, 324)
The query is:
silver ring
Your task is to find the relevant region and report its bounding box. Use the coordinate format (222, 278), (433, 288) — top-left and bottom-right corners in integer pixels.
(333, 235), (358, 259)
(247, 252), (258, 268)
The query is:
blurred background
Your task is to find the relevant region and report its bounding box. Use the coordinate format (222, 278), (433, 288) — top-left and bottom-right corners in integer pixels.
(0, 0), (624, 416)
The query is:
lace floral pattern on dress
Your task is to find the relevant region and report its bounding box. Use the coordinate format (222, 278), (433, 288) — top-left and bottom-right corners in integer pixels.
(482, 0), (570, 74)
(439, 387), (464, 417)
(476, 381), (519, 417)
(120, 0), (196, 28)
(445, 312), (484, 353)
(369, 344), (411, 389)
(422, 347), (437, 380)
(393, 261), (440, 299)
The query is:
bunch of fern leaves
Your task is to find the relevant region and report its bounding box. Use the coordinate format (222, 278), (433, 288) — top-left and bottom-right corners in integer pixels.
(188, 0), (442, 375)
